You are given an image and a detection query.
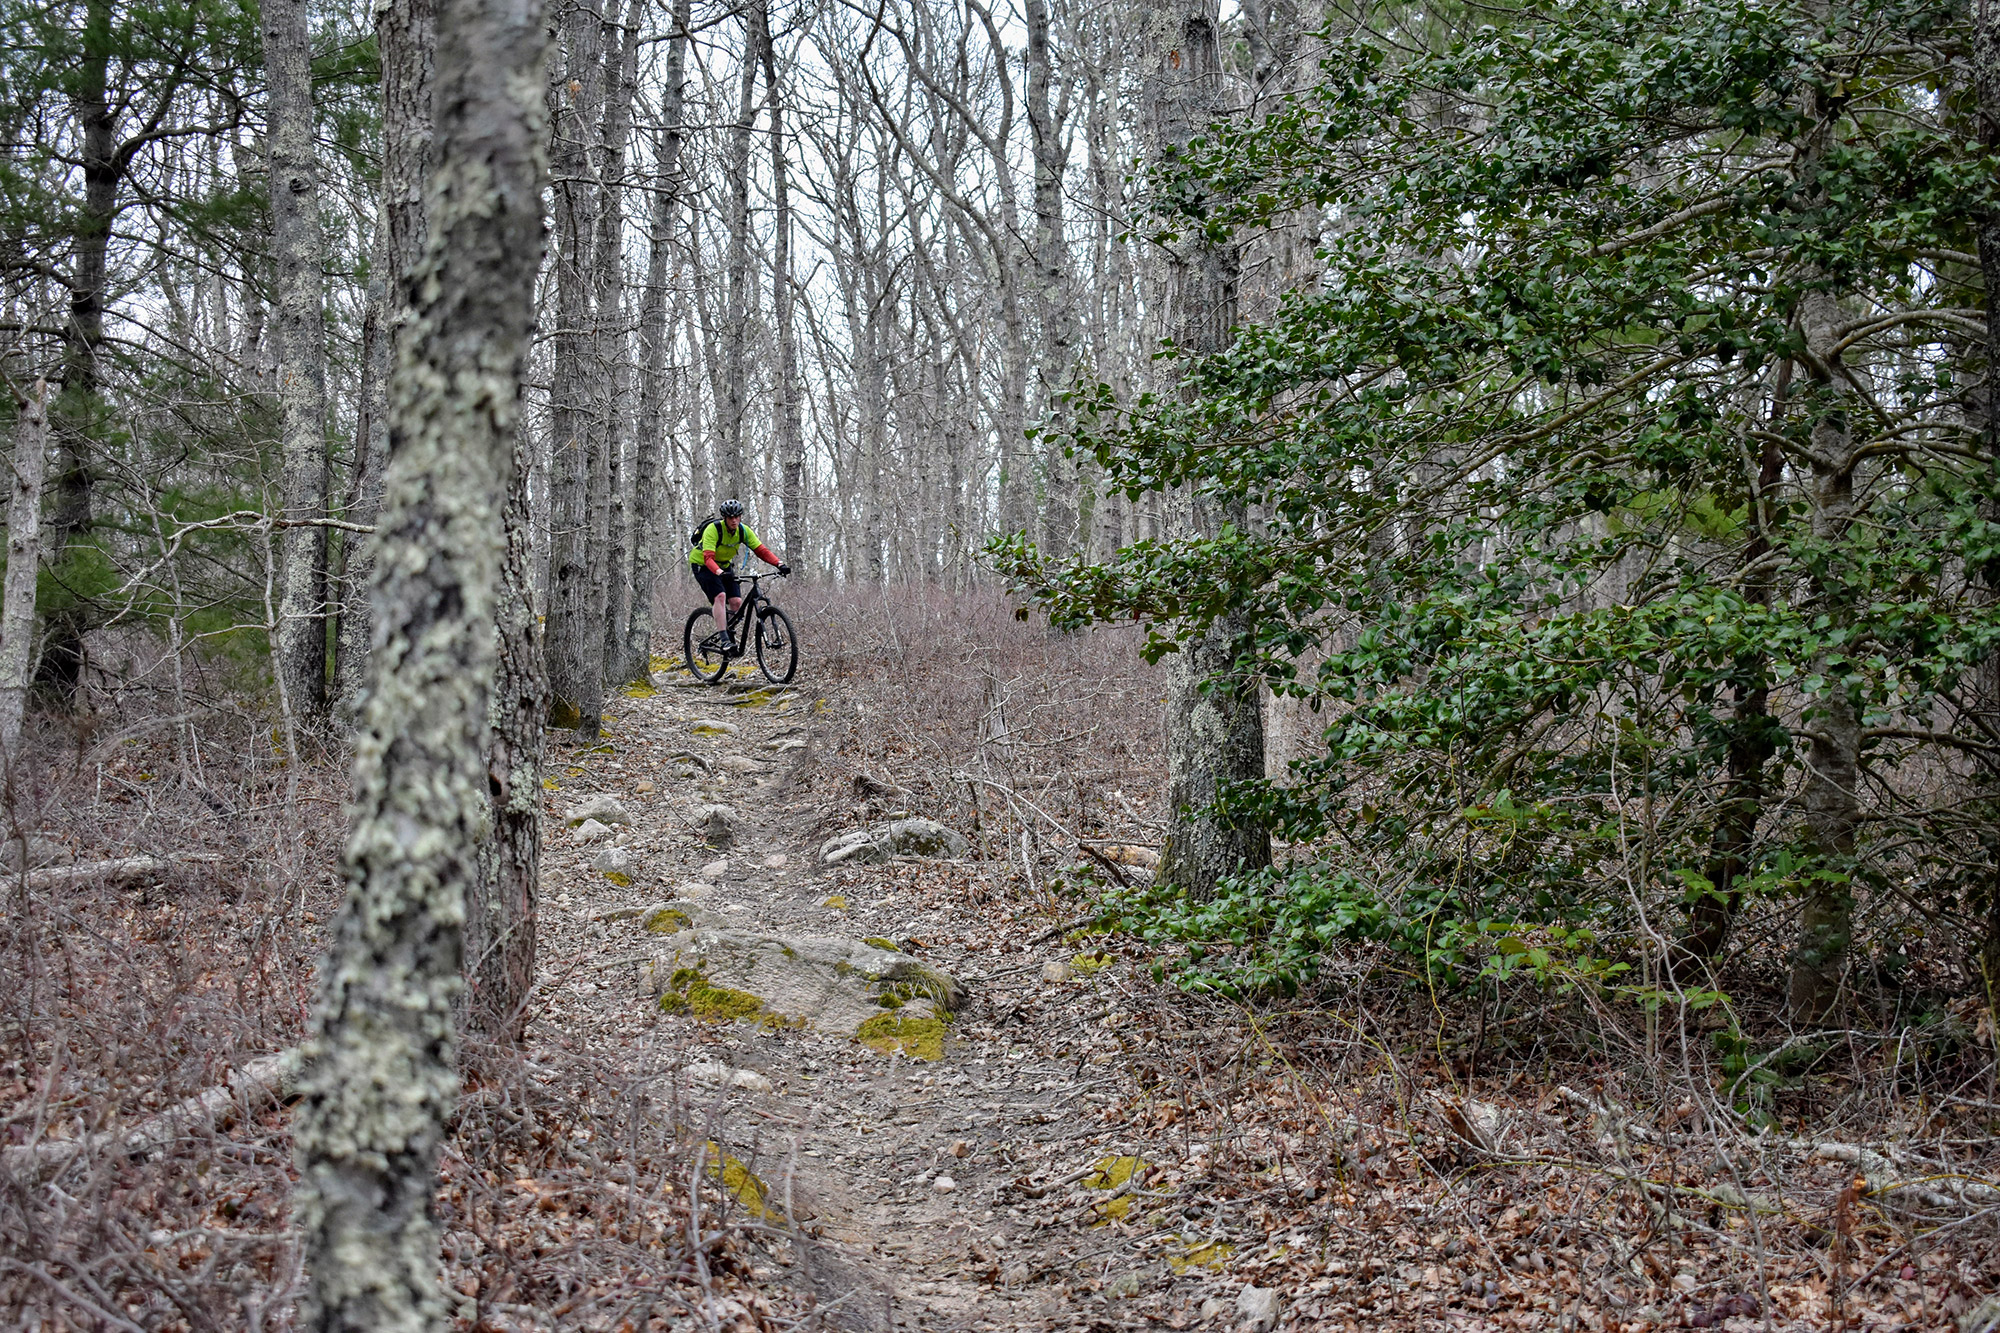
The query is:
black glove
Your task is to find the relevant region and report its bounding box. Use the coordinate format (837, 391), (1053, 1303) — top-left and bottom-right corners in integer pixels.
(778, 563), (792, 576)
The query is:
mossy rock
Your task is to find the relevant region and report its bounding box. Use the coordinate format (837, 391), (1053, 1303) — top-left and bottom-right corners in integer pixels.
(1083, 1155), (1164, 1221)
(703, 1141), (782, 1221)
(687, 981), (764, 1022)
(621, 680), (658, 699)
(862, 937), (900, 953)
(1166, 1238), (1233, 1274)
(604, 870), (633, 887)
(644, 907), (693, 933)
(643, 928), (966, 1036)
(856, 1013), (949, 1061)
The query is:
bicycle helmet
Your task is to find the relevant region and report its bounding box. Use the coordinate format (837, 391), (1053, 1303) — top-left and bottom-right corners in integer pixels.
(719, 498), (745, 518)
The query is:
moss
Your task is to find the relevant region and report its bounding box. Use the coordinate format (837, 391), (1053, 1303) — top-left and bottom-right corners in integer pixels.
(1166, 1239), (1232, 1274)
(658, 991), (689, 1014)
(686, 982), (764, 1022)
(621, 681), (658, 699)
(541, 777), (559, 790)
(603, 870), (632, 887)
(668, 967), (704, 991)
(856, 1013), (949, 1061)
(643, 907), (692, 933)
(863, 937), (900, 953)
(1083, 1155), (1160, 1222)
(549, 699), (583, 730)
(876, 993), (904, 1009)
(821, 895), (848, 911)
(703, 1141), (782, 1221)
(649, 654), (674, 672)
(691, 723), (733, 736)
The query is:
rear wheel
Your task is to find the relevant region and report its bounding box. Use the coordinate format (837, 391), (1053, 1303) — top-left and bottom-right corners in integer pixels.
(755, 607), (797, 684)
(683, 609), (729, 683)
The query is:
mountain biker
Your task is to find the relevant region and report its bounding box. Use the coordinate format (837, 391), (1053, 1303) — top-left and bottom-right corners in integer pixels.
(689, 499), (789, 651)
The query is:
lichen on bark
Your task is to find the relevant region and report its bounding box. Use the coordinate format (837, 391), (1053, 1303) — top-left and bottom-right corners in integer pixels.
(290, 0), (549, 1322)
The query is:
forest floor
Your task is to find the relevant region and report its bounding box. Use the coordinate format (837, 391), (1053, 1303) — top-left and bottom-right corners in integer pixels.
(5, 595), (1996, 1332)
(525, 645), (1994, 1333)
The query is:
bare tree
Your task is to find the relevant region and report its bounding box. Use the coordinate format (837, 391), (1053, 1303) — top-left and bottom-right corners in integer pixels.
(339, 0), (436, 710)
(264, 0), (330, 728)
(290, 0), (549, 1321)
(717, 4), (762, 503)
(760, 1), (806, 562)
(628, 0), (692, 684)
(547, 0), (607, 735)
(0, 381), (47, 761)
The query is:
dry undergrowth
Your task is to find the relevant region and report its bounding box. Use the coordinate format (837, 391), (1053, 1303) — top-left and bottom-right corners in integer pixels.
(0, 666), (804, 1331)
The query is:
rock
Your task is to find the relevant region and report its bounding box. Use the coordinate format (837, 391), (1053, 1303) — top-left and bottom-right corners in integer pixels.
(687, 1061), (773, 1093)
(695, 804), (739, 849)
(931, 1174), (957, 1194)
(764, 736), (807, 752)
(675, 879), (715, 899)
(634, 778), (656, 794)
(947, 1140), (970, 1158)
(764, 853), (788, 869)
(690, 718), (740, 736)
(572, 819), (615, 844)
(718, 755), (758, 774)
(819, 818), (971, 866)
(591, 846), (635, 878)
(1001, 1263), (1032, 1288)
(701, 858), (729, 880)
(564, 795), (631, 827)
(1106, 1271), (1144, 1299)
(1041, 960), (1073, 984)
(1235, 1286), (1282, 1333)
(644, 928), (966, 1041)
(1198, 1297), (1228, 1324)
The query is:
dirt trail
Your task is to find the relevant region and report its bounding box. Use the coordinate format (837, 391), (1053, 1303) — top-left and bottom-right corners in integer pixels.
(533, 656), (1219, 1333)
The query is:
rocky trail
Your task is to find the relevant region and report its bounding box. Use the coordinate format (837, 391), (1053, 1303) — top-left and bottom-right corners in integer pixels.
(531, 657), (1250, 1333)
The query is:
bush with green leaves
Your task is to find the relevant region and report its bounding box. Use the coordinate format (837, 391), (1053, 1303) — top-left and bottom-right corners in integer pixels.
(998, 0), (2000, 1017)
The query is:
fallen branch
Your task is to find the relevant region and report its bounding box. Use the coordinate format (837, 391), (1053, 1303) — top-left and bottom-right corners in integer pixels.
(13, 856), (172, 890)
(2, 1049), (301, 1183)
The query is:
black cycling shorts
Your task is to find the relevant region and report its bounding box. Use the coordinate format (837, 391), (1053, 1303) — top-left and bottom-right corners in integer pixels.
(692, 563), (742, 603)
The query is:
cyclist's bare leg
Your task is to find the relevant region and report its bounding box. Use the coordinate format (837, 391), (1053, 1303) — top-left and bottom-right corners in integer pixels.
(712, 593), (743, 637)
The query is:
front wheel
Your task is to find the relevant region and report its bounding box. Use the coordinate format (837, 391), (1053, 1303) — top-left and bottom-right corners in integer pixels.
(683, 609), (729, 683)
(755, 607), (797, 684)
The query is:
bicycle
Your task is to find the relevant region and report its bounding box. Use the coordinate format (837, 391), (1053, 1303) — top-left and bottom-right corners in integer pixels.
(682, 571), (797, 685)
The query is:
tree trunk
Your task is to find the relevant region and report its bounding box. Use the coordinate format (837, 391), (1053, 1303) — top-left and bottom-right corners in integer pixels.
(264, 0), (330, 729)
(466, 423), (546, 1048)
(629, 0), (690, 684)
(1143, 0), (1270, 897)
(546, 0), (605, 736)
(759, 2), (805, 563)
(1786, 285), (1860, 1024)
(1, 381), (47, 763)
(718, 10), (760, 503)
(43, 0), (117, 701)
(339, 0), (435, 713)
(594, 0), (639, 693)
(291, 0), (548, 1318)
(1026, 0), (1078, 558)
(1970, 0), (2000, 997)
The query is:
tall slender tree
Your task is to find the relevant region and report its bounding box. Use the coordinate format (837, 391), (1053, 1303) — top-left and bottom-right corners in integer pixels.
(291, 0), (549, 1318)
(263, 0), (330, 727)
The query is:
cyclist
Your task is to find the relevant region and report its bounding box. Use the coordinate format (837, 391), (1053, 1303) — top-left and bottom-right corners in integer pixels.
(689, 499), (789, 652)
